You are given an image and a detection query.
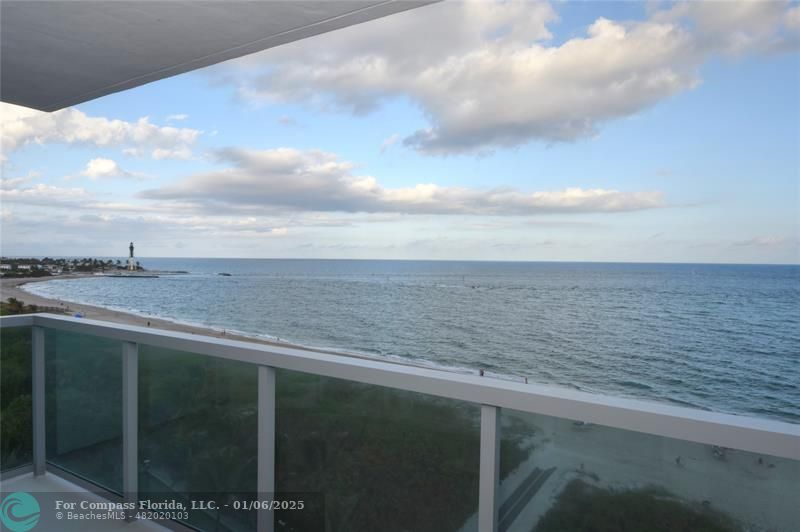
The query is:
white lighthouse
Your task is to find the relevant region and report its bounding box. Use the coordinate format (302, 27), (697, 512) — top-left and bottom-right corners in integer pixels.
(127, 242), (136, 271)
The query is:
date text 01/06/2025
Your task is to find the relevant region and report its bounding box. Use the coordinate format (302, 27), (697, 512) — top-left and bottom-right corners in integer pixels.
(54, 498), (306, 512)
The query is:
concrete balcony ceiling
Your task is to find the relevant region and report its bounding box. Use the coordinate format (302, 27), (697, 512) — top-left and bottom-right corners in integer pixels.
(1, 0), (435, 112)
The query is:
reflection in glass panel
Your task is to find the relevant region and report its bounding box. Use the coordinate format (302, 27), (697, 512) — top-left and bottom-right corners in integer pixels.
(275, 369), (483, 532)
(499, 409), (799, 532)
(138, 345), (257, 531)
(45, 328), (122, 492)
(1, 326), (32, 471)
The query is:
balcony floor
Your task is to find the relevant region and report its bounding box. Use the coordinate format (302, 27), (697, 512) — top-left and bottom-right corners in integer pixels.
(1, 472), (169, 531)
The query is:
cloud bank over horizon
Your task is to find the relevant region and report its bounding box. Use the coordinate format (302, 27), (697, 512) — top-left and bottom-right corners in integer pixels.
(139, 147), (664, 215)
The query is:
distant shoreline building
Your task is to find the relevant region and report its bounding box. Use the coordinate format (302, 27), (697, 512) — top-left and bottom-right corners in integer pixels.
(128, 242), (136, 271)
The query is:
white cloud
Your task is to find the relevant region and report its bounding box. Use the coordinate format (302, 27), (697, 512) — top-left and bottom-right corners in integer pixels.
(80, 158), (136, 180)
(140, 147), (664, 215)
(166, 113), (189, 122)
(655, 0), (800, 55)
(0, 183), (91, 207)
(0, 103), (201, 161)
(152, 147), (192, 160)
(0, 179), (294, 246)
(0, 179), (180, 213)
(224, 0), (799, 154)
(0, 170), (41, 190)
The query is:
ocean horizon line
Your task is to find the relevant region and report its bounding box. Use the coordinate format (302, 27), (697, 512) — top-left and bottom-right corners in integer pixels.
(2, 256), (799, 267)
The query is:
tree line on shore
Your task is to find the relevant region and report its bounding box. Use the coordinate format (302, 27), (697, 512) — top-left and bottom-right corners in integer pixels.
(0, 257), (142, 277)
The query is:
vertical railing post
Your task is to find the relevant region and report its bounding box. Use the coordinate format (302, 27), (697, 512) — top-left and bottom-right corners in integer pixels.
(479, 404), (500, 532)
(257, 366), (276, 532)
(32, 326), (46, 476)
(122, 341), (138, 521)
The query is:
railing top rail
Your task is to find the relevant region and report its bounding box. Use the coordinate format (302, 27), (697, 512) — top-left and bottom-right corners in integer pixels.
(0, 313), (35, 327)
(3, 313), (799, 460)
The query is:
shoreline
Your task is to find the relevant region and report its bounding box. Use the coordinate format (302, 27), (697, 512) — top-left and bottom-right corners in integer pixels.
(2, 275), (798, 423)
(0, 275), (471, 370)
(3, 282), (795, 531)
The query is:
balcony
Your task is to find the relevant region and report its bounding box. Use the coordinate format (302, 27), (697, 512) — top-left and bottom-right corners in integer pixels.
(1, 313), (798, 532)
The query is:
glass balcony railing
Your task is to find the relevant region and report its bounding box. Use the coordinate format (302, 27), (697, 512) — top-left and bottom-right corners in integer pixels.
(44, 328), (123, 493)
(274, 369), (481, 532)
(1, 313), (798, 532)
(498, 410), (800, 532)
(1, 325), (32, 472)
(138, 344), (258, 531)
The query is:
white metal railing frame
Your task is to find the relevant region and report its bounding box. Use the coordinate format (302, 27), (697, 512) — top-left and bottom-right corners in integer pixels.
(1, 313), (799, 532)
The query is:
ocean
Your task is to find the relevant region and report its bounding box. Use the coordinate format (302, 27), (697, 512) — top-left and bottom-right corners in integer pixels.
(23, 259), (800, 423)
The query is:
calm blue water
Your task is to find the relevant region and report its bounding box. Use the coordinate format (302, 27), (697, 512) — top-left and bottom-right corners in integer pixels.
(25, 259), (800, 423)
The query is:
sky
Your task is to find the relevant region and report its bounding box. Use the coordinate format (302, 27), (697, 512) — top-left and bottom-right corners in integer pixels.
(1, 0), (799, 263)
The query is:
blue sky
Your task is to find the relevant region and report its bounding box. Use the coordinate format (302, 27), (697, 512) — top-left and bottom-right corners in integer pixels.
(1, 0), (798, 263)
